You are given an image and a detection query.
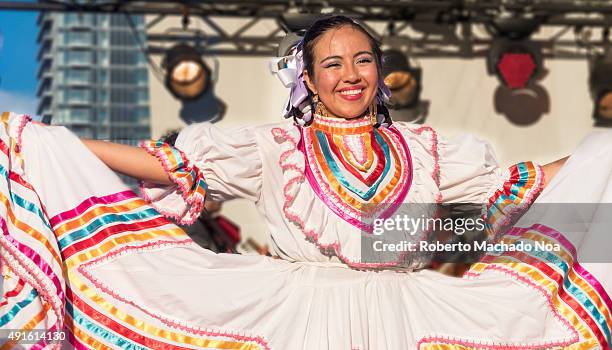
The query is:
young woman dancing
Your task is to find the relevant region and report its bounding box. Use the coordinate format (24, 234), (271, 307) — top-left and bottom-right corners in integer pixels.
(1, 15), (610, 350)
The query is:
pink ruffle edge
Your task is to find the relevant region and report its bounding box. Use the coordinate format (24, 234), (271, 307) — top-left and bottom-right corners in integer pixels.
(409, 126), (442, 203)
(484, 162), (545, 237)
(139, 141), (207, 225)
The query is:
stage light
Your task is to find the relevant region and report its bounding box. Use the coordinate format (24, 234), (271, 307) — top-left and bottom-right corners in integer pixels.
(486, 17), (542, 89)
(163, 44), (211, 101)
(277, 32), (303, 57)
(278, 13), (323, 34)
(487, 38), (542, 89)
(589, 53), (612, 125)
(382, 49), (422, 109)
(597, 93), (612, 120)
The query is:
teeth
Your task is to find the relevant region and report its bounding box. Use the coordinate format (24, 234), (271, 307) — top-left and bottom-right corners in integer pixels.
(340, 89), (362, 95)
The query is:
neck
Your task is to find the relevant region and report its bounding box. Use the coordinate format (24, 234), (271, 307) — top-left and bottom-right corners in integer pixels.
(311, 113), (373, 135)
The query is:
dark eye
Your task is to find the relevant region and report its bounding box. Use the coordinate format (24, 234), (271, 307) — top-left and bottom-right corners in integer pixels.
(324, 62), (341, 68)
(357, 58), (373, 64)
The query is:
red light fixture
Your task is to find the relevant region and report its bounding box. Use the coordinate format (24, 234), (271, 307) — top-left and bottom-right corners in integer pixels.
(486, 17), (543, 90)
(487, 38), (542, 89)
(497, 52), (536, 89)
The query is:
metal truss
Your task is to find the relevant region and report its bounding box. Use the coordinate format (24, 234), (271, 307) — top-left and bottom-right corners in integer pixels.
(2, 0), (612, 58)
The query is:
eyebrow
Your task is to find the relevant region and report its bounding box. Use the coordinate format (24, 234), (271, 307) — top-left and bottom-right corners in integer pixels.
(319, 51), (374, 64)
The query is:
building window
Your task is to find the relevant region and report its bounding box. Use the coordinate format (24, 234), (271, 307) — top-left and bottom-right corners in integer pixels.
(98, 32), (109, 47)
(110, 69), (136, 85)
(97, 14), (110, 28)
(98, 70), (108, 85)
(53, 109), (70, 124)
(136, 70), (149, 86)
(97, 109), (108, 124)
(110, 106), (134, 123)
(70, 108), (91, 122)
(136, 106), (150, 124)
(64, 31), (93, 46)
(64, 50), (93, 65)
(71, 126), (93, 138)
(64, 88), (91, 103)
(64, 69), (92, 84)
(63, 13), (94, 27)
(110, 50), (140, 65)
(98, 51), (109, 66)
(137, 89), (149, 104)
(110, 31), (137, 46)
(97, 90), (109, 104)
(110, 88), (136, 104)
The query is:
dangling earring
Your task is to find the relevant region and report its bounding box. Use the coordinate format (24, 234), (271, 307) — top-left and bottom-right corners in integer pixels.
(313, 94), (328, 118)
(368, 102), (378, 125)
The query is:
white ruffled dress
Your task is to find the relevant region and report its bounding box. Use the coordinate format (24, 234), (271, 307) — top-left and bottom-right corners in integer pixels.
(1, 112), (610, 349)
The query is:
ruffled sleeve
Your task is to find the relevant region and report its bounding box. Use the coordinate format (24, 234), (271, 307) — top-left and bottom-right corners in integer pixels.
(140, 123), (262, 225)
(484, 161), (545, 233)
(438, 133), (545, 233)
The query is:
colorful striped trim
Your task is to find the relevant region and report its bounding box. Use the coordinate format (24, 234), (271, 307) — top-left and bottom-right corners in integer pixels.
(311, 113), (373, 133)
(0, 113), (268, 349)
(139, 140), (207, 225)
(52, 193), (177, 261)
(300, 124), (413, 232)
(455, 224), (612, 349)
(0, 272), (26, 308)
(48, 184), (268, 349)
(417, 332), (579, 350)
(77, 240), (271, 350)
(315, 129), (391, 201)
(327, 131), (385, 186)
(0, 113), (64, 347)
(485, 161), (545, 237)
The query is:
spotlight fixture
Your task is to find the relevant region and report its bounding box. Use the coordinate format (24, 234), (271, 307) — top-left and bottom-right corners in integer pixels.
(490, 17), (540, 41)
(487, 38), (542, 90)
(487, 17), (543, 89)
(382, 49), (422, 109)
(589, 52), (612, 125)
(277, 31), (304, 57)
(278, 13), (324, 34)
(163, 44), (211, 101)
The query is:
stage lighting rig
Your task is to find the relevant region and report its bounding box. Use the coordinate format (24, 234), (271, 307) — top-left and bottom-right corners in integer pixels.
(163, 44), (211, 101)
(382, 49), (422, 109)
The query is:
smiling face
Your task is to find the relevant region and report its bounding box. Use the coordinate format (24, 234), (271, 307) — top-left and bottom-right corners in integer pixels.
(303, 25), (379, 119)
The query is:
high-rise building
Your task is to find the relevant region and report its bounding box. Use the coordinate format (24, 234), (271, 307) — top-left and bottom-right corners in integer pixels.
(36, 12), (150, 144)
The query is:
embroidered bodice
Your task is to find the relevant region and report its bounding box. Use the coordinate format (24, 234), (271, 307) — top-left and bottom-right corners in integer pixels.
(300, 114), (413, 232)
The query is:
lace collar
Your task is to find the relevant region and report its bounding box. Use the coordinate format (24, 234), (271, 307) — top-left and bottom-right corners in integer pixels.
(310, 113), (374, 135)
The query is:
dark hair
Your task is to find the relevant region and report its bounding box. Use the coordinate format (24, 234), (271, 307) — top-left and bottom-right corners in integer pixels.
(288, 15), (391, 127)
(302, 15), (383, 81)
(159, 129), (180, 146)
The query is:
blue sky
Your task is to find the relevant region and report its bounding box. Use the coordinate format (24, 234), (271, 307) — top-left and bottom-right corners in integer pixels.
(0, 9), (39, 115)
